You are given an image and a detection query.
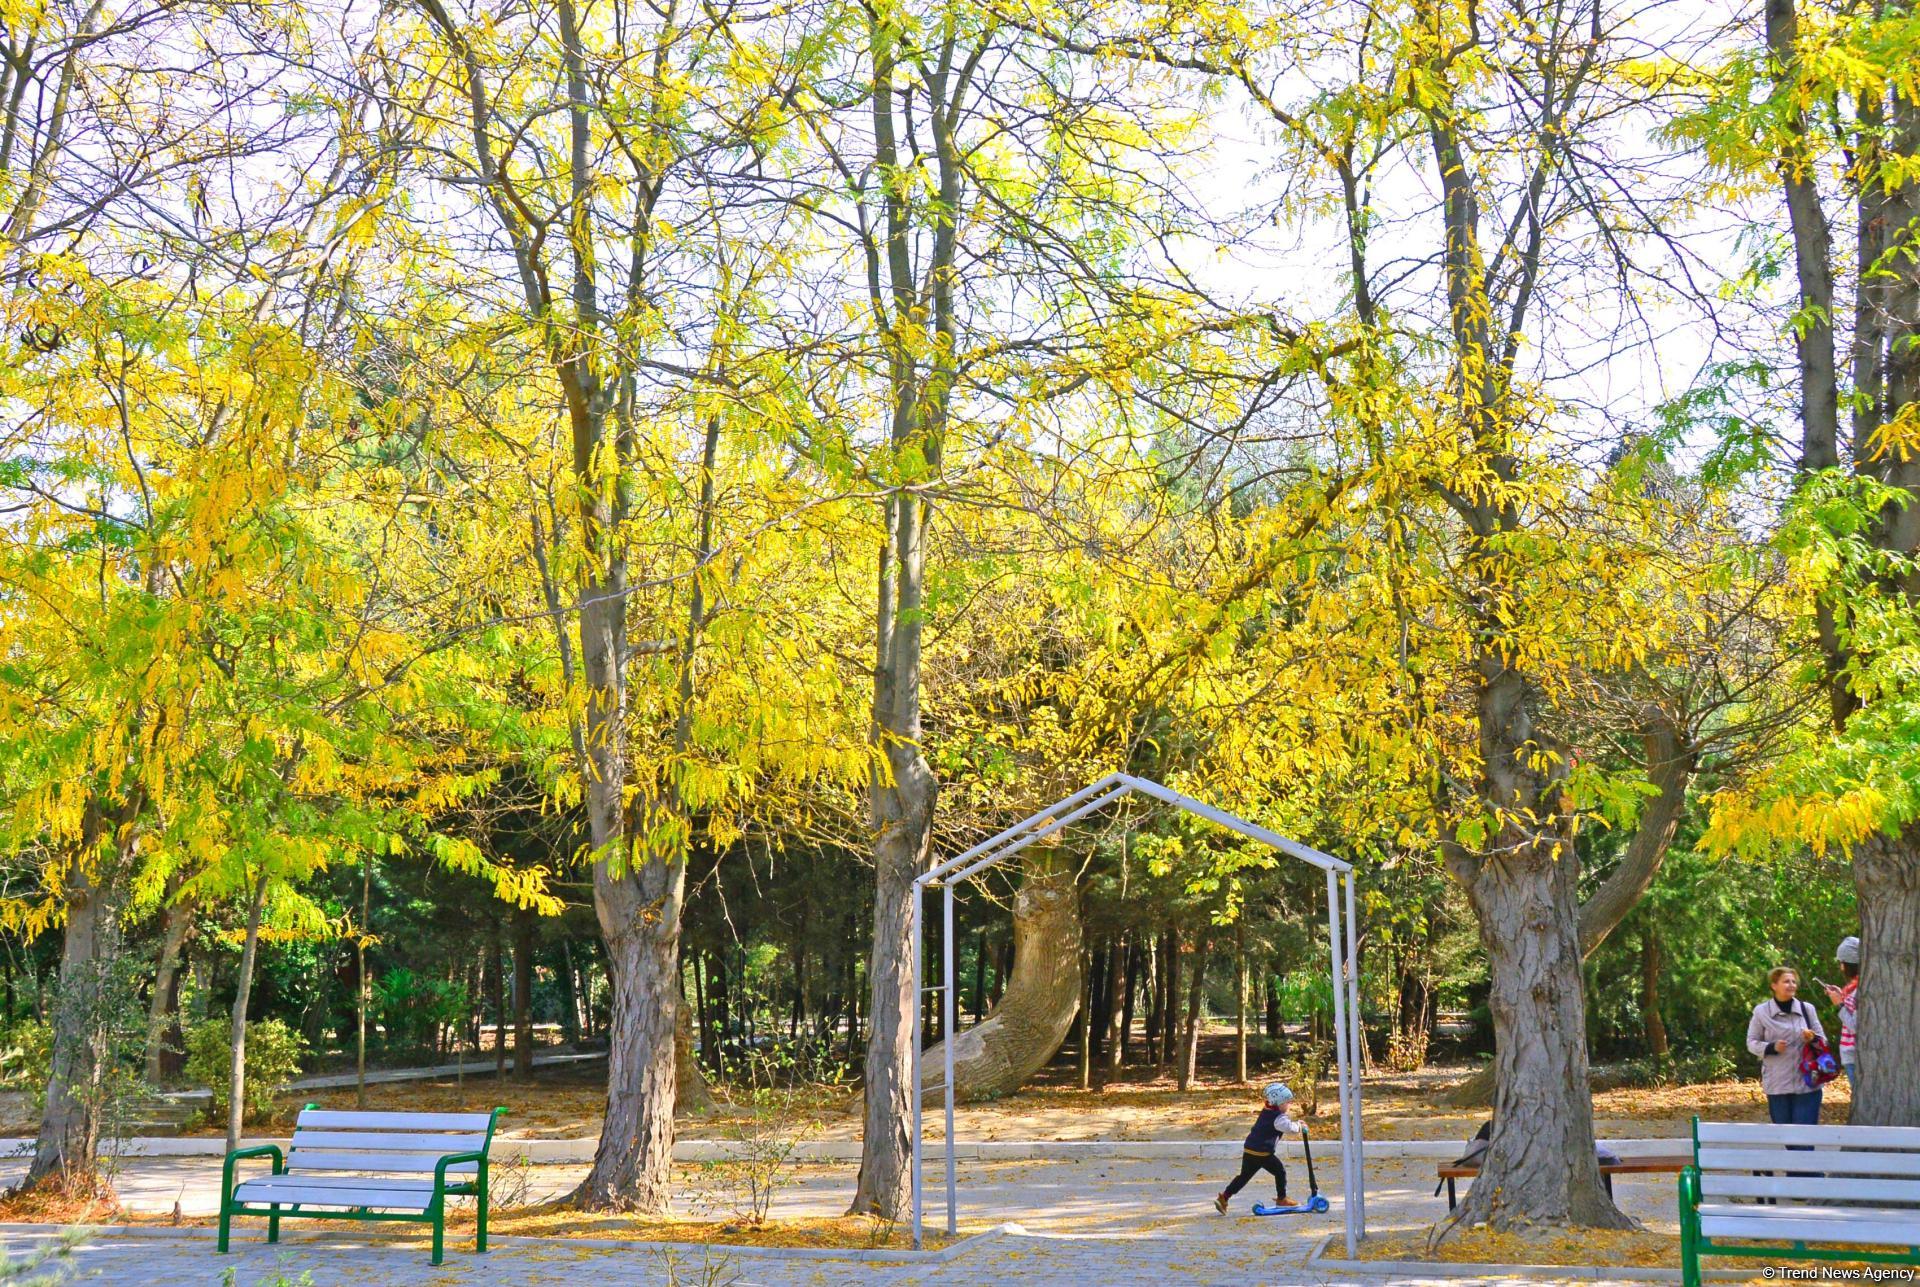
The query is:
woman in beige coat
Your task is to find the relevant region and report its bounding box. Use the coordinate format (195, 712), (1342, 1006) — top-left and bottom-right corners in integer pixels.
(1746, 966), (1827, 1128)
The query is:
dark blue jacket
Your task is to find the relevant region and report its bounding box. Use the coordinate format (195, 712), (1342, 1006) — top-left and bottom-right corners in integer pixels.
(1243, 1106), (1289, 1155)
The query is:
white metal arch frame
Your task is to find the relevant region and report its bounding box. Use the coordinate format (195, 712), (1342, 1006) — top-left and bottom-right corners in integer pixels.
(908, 773), (1368, 1253)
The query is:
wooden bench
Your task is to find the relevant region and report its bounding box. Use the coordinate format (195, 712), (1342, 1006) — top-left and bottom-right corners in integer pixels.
(218, 1105), (506, 1265)
(1680, 1117), (1920, 1287)
(1437, 1151), (1691, 1209)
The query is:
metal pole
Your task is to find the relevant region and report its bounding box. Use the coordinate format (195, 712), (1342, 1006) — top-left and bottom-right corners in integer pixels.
(1344, 869), (1366, 1241)
(943, 882), (958, 1235)
(1324, 868), (1356, 1258)
(910, 883), (924, 1250)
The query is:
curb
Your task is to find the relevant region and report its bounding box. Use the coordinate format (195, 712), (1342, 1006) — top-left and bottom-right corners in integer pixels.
(1303, 1232), (1759, 1283)
(0, 1136), (1695, 1164)
(0, 1219), (1016, 1265)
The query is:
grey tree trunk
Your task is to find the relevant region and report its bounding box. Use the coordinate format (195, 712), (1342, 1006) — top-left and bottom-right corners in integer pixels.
(513, 908), (534, 1081)
(142, 892), (192, 1084)
(1445, 719), (1694, 1108)
(26, 864), (119, 1195)
(917, 846), (1084, 1103)
(847, 0), (966, 1217)
(1760, 0), (1920, 1130)
(1177, 940), (1208, 1092)
(1852, 829), (1920, 1126)
(1101, 938), (1126, 1085)
(1439, 684), (1632, 1237)
(675, 995), (713, 1114)
(226, 874), (269, 1153)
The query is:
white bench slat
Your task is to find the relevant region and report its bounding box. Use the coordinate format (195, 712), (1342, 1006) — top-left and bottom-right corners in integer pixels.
(287, 1131), (488, 1153)
(1698, 1121), (1920, 1150)
(1701, 1173), (1920, 1205)
(232, 1180), (435, 1212)
(288, 1151), (478, 1174)
(295, 1109), (496, 1132)
(1700, 1212), (1920, 1248)
(1697, 1147), (1920, 1178)
(238, 1174), (438, 1195)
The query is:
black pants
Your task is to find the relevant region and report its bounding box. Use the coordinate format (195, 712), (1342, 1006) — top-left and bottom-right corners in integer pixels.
(1222, 1150), (1287, 1202)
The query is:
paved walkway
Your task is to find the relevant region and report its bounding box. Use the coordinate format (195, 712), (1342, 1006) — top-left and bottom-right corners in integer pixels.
(0, 1152), (1691, 1285)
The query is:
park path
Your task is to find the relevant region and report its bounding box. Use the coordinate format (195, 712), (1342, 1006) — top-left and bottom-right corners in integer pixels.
(0, 1154), (1685, 1285)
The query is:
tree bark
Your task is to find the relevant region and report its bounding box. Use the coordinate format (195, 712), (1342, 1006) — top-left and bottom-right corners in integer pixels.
(1640, 924), (1668, 1060)
(226, 874), (270, 1153)
(972, 929), (987, 1024)
(513, 907), (534, 1081)
(1118, 939), (1140, 1067)
(26, 863), (118, 1195)
(1445, 717), (1694, 1108)
(488, 921), (506, 1080)
(1235, 924), (1248, 1084)
(1076, 951), (1093, 1091)
(916, 845), (1085, 1103)
(1160, 928), (1180, 1068)
(1101, 937), (1125, 1085)
(1440, 813), (1630, 1235)
(1852, 829), (1920, 1126)
(142, 891), (193, 1084)
(1178, 939), (1208, 1092)
(675, 988), (713, 1114)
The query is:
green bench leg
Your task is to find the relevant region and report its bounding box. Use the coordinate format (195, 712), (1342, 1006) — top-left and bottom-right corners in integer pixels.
(268, 1204), (281, 1244)
(476, 1166), (489, 1254)
(218, 1199), (231, 1254)
(431, 1200), (445, 1266)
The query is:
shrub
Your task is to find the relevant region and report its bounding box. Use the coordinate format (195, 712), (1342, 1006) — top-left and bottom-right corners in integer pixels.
(1, 1021), (52, 1096)
(184, 1018), (305, 1124)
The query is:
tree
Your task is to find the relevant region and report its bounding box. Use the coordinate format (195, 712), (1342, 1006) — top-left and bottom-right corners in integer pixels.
(1675, 0), (1920, 1128)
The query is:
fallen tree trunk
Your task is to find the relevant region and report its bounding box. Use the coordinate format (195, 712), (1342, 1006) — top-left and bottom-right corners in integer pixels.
(918, 844), (1083, 1103)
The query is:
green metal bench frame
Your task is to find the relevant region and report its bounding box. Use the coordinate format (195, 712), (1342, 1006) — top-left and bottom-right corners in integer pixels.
(217, 1104), (507, 1266)
(1679, 1114), (1920, 1287)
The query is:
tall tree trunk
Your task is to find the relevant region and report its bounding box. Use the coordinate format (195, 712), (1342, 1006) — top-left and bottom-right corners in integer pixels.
(225, 874), (270, 1153)
(1101, 937), (1125, 1085)
(1265, 974), (1280, 1041)
(1178, 939), (1208, 1092)
(561, 940), (580, 1048)
(1444, 717), (1694, 1108)
(1160, 928), (1180, 1069)
(513, 907), (535, 1081)
(1076, 952), (1093, 1091)
(1640, 923), (1668, 1060)
(489, 921), (506, 1080)
(1235, 923), (1248, 1084)
(1759, 0), (1920, 1133)
(357, 856), (371, 1110)
(1853, 830), (1920, 1125)
(916, 844), (1084, 1103)
(1118, 939), (1140, 1067)
(1440, 806), (1629, 1234)
(142, 891), (193, 1084)
(1143, 934), (1161, 1065)
(675, 985), (713, 1114)
(971, 928), (987, 1024)
(26, 863), (119, 1195)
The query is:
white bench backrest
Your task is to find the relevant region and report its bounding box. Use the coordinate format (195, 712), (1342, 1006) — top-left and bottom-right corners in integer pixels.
(1695, 1120), (1920, 1211)
(288, 1108), (496, 1176)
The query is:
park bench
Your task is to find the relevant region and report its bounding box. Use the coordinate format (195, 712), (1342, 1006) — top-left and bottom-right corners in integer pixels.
(1679, 1117), (1920, 1287)
(218, 1105), (506, 1265)
(1437, 1149), (1691, 1210)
